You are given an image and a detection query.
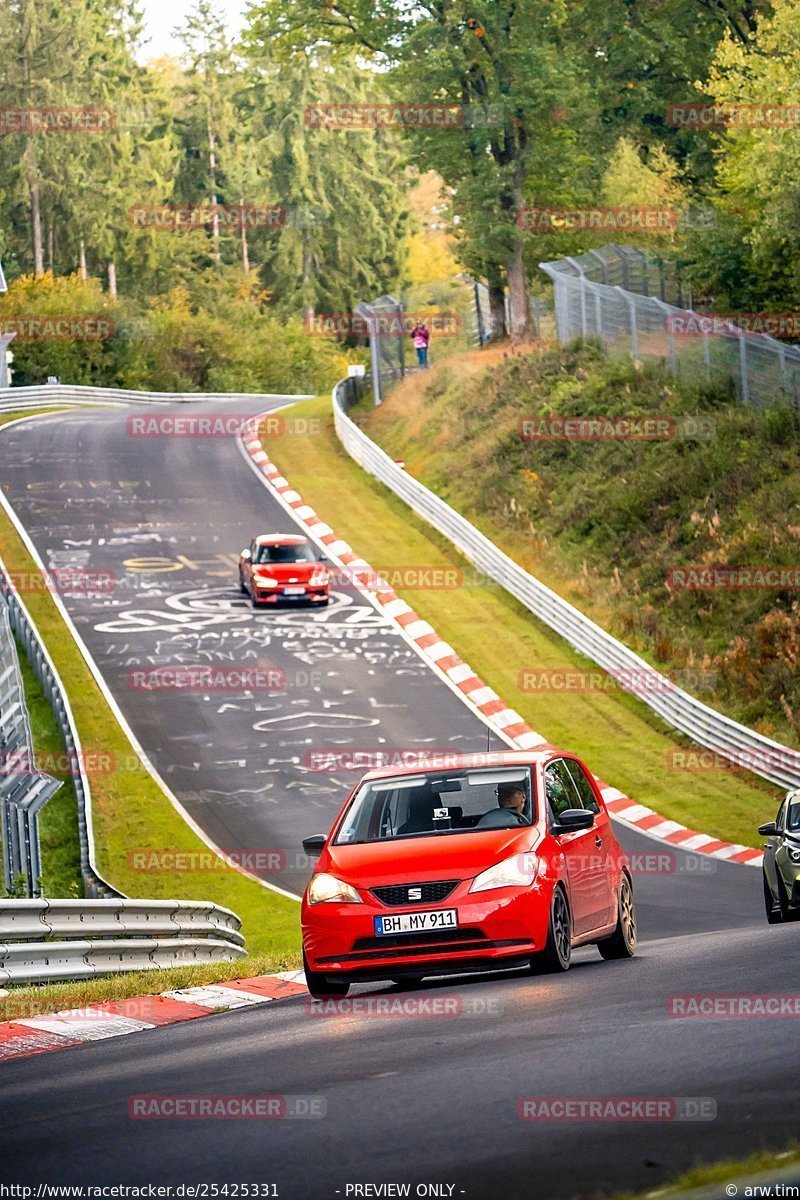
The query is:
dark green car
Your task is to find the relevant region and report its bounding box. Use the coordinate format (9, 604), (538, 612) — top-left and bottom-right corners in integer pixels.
(760, 790), (800, 924)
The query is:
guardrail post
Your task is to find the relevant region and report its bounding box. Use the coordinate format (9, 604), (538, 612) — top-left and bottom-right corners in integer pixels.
(739, 334), (750, 405)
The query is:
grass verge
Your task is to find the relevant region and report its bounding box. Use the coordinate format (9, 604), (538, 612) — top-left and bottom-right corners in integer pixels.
(0, 953), (299, 1022)
(0, 412), (301, 962)
(615, 1145), (800, 1198)
(360, 344), (800, 747)
(265, 394), (777, 848)
(0, 407), (85, 429)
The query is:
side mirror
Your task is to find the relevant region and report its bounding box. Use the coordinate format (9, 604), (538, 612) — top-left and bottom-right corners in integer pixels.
(758, 821), (778, 838)
(302, 834), (327, 856)
(556, 808), (595, 832)
(241, 548), (251, 561)
(318, 554), (328, 563)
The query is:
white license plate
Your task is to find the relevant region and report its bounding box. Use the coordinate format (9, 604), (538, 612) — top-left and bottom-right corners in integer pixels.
(374, 909), (458, 936)
(283, 586), (306, 595)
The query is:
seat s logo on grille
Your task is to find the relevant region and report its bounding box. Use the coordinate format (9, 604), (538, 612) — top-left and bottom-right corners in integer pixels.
(407, 887), (423, 900)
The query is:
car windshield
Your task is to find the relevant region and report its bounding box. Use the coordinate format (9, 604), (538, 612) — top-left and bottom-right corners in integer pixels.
(788, 799), (800, 833)
(334, 768), (534, 844)
(256, 542), (315, 564)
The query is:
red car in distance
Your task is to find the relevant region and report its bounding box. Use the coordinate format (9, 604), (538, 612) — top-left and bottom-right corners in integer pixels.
(300, 750), (636, 997)
(239, 533), (330, 607)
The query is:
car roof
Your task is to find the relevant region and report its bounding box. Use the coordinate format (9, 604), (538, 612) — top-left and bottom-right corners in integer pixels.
(253, 533), (308, 545)
(358, 748), (566, 783)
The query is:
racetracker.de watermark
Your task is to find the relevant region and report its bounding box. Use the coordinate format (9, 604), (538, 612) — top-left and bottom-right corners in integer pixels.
(668, 995), (800, 1018)
(0, 317), (114, 340)
(517, 667), (717, 695)
(518, 1097), (716, 1121)
(1, 749), (116, 777)
(0, 107), (114, 133)
(127, 849), (313, 874)
(304, 749), (488, 772)
(125, 414), (319, 438)
(304, 103), (504, 129)
(667, 748), (800, 775)
(667, 566), (800, 591)
(305, 312), (462, 338)
(126, 666), (291, 692)
(332, 565), (462, 590)
(127, 205), (285, 231)
(517, 206), (675, 233)
(666, 103), (800, 129)
(305, 995), (502, 1019)
(127, 1095), (326, 1119)
(666, 313), (800, 341)
(2, 568), (115, 595)
(581, 851), (716, 876)
(518, 415), (714, 442)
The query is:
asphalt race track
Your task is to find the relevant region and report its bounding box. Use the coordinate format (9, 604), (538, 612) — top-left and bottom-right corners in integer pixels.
(1, 401), (797, 1199)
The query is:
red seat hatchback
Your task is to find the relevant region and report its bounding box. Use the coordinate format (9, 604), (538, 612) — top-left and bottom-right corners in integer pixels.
(301, 750), (636, 996)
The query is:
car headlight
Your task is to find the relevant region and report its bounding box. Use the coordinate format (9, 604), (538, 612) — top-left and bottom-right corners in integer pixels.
(787, 847), (800, 865)
(469, 852), (539, 894)
(307, 873), (362, 905)
(309, 569), (328, 586)
(253, 574), (278, 586)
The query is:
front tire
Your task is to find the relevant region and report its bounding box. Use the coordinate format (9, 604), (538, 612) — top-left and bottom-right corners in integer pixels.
(764, 869), (788, 924)
(303, 953), (351, 998)
(597, 874), (637, 960)
(531, 885), (571, 973)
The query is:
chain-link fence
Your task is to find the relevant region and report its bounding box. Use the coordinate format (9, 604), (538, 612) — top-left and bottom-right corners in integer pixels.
(540, 244), (800, 410)
(356, 278), (553, 403)
(354, 295), (406, 405)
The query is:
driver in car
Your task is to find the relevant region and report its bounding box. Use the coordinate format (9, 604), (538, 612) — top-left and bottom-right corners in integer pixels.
(497, 783), (528, 823)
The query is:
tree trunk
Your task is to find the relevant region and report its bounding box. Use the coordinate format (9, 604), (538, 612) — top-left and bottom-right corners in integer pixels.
(47, 224), (54, 274)
(505, 167), (531, 342)
(21, 22), (44, 278)
(107, 261), (117, 297)
(79, 239), (87, 281)
(30, 178), (44, 277)
(208, 124), (221, 268)
(506, 241), (530, 342)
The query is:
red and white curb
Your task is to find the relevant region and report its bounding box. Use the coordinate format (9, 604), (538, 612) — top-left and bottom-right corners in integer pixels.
(0, 971), (308, 1063)
(241, 421), (762, 870)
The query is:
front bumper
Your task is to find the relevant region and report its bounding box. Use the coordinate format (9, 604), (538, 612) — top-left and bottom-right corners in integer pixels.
(302, 885), (550, 978)
(253, 584), (328, 603)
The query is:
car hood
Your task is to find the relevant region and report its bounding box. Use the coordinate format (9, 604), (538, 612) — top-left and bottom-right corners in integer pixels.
(323, 826), (542, 886)
(251, 562), (321, 581)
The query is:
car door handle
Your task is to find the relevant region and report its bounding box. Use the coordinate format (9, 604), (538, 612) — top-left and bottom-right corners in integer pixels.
(595, 836), (602, 848)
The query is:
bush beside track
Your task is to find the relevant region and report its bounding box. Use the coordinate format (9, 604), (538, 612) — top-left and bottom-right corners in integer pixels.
(265, 395), (776, 849)
(0, 411), (301, 966)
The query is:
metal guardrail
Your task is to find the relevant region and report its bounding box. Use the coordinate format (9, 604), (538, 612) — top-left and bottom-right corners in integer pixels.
(0, 899), (245, 983)
(0, 600), (62, 896)
(540, 245), (800, 411)
(0, 383), (310, 412)
(332, 377), (800, 792)
(0, 560), (120, 899)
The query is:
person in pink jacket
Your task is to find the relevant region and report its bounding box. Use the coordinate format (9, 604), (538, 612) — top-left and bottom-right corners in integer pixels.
(411, 320), (430, 368)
